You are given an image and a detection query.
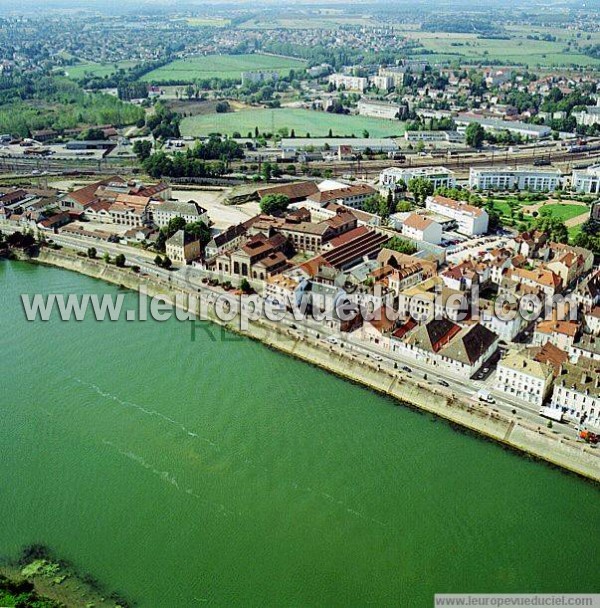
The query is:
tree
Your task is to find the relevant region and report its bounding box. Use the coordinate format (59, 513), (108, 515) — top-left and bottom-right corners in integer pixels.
(240, 278), (252, 294)
(215, 101), (230, 113)
(154, 255), (163, 267)
(162, 256), (172, 270)
(103, 252), (110, 264)
(115, 253), (126, 267)
(465, 122), (485, 148)
(87, 247), (97, 259)
(260, 194), (290, 216)
(185, 220), (211, 247)
(387, 236), (418, 255)
(408, 177), (434, 205)
(133, 140), (152, 161)
(532, 215), (569, 244)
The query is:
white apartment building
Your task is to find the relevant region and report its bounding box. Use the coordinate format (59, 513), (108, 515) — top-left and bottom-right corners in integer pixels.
(469, 167), (562, 191)
(550, 361), (600, 429)
(572, 165), (600, 194)
(379, 167), (455, 190)
(357, 98), (405, 120)
(151, 200), (209, 229)
(328, 73), (368, 92)
(425, 195), (489, 236)
(496, 351), (554, 407)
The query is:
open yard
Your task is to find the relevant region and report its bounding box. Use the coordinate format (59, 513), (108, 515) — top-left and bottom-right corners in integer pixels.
(180, 108), (406, 138)
(487, 195), (590, 231)
(64, 61), (139, 80)
(141, 54), (307, 83)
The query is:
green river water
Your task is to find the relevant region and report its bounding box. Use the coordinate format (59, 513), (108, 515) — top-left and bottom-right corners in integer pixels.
(1, 260), (599, 607)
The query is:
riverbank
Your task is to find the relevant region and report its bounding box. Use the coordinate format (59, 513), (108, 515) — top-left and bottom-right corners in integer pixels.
(12, 246), (600, 483)
(0, 545), (131, 607)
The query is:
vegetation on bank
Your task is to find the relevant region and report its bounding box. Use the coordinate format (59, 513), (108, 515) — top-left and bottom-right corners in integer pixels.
(0, 75), (144, 138)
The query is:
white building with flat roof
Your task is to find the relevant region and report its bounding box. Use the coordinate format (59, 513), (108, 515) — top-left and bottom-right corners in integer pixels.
(379, 167), (455, 190)
(469, 167), (562, 191)
(572, 164), (600, 194)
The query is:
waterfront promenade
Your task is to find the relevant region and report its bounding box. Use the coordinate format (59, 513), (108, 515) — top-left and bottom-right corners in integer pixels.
(12, 244), (600, 483)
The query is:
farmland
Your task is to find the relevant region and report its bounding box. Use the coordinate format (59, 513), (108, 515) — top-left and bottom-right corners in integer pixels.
(142, 54), (307, 83)
(180, 108), (406, 138)
(398, 26), (600, 67)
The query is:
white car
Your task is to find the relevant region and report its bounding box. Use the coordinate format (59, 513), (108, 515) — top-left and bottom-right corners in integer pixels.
(371, 354), (383, 362)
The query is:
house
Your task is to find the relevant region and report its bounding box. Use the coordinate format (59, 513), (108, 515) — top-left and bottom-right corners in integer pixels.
(354, 306), (398, 350)
(425, 195), (489, 236)
(583, 307), (600, 336)
(495, 350), (555, 407)
(569, 334), (600, 363)
(165, 230), (201, 265)
(256, 181), (320, 204)
(109, 194), (151, 227)
(550, 358), (600, 429)
(205, 224), (248, 259)
(533, 319), (581, 351)
(401, 213), (443, 245)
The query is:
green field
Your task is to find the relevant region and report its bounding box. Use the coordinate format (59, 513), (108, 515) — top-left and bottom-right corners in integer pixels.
(186, 17), (231, 27)
(64, 61), (139, 80)
(142, 54), (307, 83)
(397, 26), (600, 67)
(537, 203), (589, 222)
(180, 108), (406, 138)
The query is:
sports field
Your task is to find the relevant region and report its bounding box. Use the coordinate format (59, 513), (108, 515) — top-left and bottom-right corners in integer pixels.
(65, 61), (139, 80)
(180, 108), (406, 138)
(142, 54), (307, 83)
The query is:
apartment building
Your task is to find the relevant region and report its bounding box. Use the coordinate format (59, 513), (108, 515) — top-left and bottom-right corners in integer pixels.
(380, 167), (455, 190)
(328, 73), (368, 92)
(469, 167), (562, 191)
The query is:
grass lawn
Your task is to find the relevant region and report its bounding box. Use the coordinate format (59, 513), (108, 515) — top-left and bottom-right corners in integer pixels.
(142, 54), (307, 83)
(180, 108), (406, 138)
(537, 203), (590, 222)
(64, 61), (139, 79)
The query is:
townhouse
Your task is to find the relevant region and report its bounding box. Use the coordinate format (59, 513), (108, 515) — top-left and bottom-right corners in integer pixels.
(495, 350), (555, 407)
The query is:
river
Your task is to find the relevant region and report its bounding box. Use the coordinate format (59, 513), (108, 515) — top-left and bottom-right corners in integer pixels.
(1, 260), (598, 607)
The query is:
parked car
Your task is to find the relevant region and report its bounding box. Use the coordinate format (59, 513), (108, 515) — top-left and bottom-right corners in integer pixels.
(438, 380), (450, 387)
(401, 365), (413, 373)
